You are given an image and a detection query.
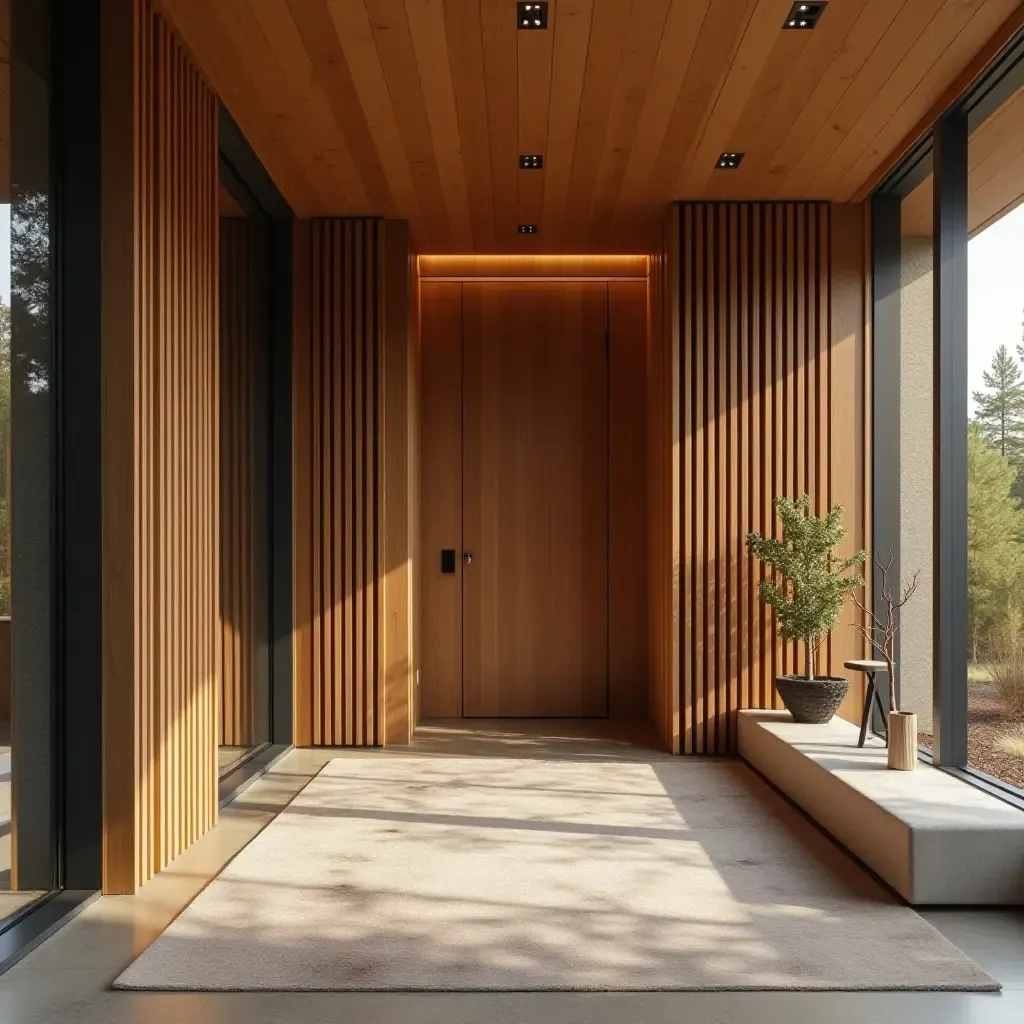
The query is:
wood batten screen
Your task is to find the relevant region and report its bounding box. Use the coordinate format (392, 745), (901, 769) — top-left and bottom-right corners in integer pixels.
(293, 218), (414, 747)
(102, 0), (219, 893)
(219, 218), (257, 747)
(677, 202), (868, 755)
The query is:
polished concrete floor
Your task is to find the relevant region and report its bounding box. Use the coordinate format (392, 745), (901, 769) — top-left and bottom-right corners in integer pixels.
(1, 721), (1023, 1023)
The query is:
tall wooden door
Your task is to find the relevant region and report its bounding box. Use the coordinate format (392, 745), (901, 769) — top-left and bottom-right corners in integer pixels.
(461, 283), (609, 717)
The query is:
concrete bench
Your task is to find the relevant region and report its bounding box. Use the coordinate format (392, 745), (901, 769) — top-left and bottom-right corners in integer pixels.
(737, 709), (1024, 904)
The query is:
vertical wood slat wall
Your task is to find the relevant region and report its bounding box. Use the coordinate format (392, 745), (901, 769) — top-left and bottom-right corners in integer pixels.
(102, 0), (219, 892)
(219, 218), (256, 746)
(293, 218), (414, 747)
(677, 202), (868, 755)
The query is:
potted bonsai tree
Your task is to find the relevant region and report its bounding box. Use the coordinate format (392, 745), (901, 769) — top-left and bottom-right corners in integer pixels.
(747, 495), (866, 723)
(851, 550), (921, 770)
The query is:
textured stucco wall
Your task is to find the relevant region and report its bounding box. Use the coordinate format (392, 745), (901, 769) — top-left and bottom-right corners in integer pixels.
(899, 237), (934, 732)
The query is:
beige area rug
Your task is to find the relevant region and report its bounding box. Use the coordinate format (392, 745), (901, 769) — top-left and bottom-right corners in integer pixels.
(115, 757), (998, 992)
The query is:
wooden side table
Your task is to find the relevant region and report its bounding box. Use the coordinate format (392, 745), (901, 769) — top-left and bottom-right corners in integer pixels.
(844, 660), (889, 747)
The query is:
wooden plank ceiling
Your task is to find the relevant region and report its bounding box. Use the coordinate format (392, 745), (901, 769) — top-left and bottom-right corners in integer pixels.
(160, 0), (1023, 253)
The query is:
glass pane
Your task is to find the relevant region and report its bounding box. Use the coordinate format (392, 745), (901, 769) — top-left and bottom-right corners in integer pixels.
(218, 181), (271, 776)
(898, 172), (935, 750)
(966, 84), (1024, 791)
(1, 0), (56, 917)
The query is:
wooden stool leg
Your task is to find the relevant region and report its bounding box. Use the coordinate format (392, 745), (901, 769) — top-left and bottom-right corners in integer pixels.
(858, 674), (875, 748)
(874, 685), (888, 738)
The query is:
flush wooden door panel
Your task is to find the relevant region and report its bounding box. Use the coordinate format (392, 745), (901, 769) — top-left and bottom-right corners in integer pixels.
(462, 282), (609, 717)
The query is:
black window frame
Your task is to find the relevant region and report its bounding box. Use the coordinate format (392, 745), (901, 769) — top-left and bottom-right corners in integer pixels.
(871, 26), (1024, 810)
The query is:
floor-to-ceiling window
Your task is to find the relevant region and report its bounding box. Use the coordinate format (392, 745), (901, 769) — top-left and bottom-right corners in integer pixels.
(963, 82), (1024, 792)
(0, 0), (57, 923)
(874, 29), (1024, 799)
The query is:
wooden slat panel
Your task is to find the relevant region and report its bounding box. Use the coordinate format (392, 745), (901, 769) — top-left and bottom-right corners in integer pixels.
(103, 0), (219, 892)
(293, 217), (413, 745)
(677, 201), (868, 754)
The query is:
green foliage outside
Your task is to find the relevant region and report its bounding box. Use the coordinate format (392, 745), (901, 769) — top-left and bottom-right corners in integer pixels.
(746, 495), (865, 681)
(969, 334), (1024, 666)
(967, 420), (1024, 656)
(973, 343), (1024, 466)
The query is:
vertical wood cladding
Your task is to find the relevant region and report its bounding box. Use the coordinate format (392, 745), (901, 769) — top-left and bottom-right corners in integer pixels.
(102, 0), (219, 892)
(219, 218), (257, 747)
(677, 202), (868, 755)
(647, 211), (682, 753)
(294, 218), (414, 747)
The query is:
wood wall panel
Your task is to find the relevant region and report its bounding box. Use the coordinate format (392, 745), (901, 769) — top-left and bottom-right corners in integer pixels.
(647, 210), (681, 753)
(381, 219), (416, 745)
(102, 0), (219, 892)
(609, 282), (649, 720)
(418, 255), (649, 280)
(293, 217), (415, 746)
(219, 218), (256, 747)
(160, 0), (1018, 252)
(418, 281), (463, 719)
(677, 202), (868, 755)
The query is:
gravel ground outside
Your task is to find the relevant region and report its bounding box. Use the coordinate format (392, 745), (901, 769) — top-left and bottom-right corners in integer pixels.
(919, 683), (1024, 790)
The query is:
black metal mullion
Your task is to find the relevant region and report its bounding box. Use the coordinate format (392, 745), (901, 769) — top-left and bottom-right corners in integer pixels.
(932, 109), (969, 768)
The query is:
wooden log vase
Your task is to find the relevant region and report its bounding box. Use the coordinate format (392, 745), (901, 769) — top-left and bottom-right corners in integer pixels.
(887, 711), (918, 771)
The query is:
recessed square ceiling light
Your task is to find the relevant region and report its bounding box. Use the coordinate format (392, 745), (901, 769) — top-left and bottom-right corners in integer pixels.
(518, 224), (539, 234)
(783, 2), (826, 29)
(517, 2), (548, 30)
(716, 152), (744, 170)
(519, 155), (544, 170)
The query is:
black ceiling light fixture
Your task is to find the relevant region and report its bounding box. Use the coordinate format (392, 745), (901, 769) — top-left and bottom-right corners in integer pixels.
(517, 2), (548, 30)
(519, 155), (544, 169)
(784, 2), (826, 29)
(716, 152), (744, 170)
(518, 224), (539, 234)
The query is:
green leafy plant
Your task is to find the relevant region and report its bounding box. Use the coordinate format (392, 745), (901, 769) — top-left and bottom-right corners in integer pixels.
(747, 495), (865, 681)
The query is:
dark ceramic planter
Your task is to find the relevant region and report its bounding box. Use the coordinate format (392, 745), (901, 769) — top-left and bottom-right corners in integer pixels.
(775, 675), (849, 724)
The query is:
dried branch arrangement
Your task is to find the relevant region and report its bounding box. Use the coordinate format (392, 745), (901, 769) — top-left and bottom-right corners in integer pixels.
(851, 549), (921, 713)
